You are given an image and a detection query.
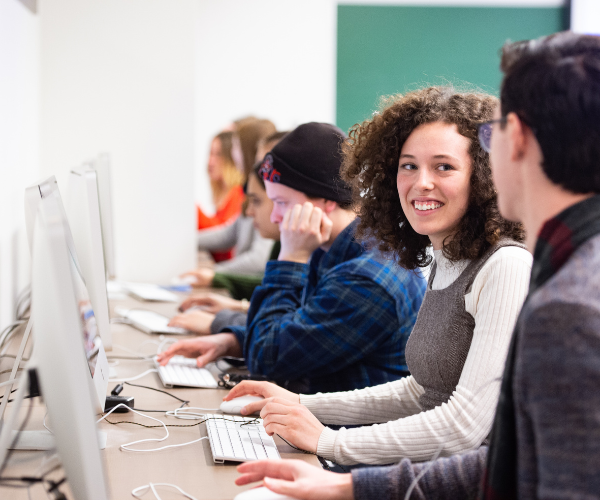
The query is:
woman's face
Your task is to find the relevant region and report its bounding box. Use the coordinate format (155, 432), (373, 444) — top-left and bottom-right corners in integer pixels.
(207, 138), (224, 182)
(246, 175), (280, 240)
(396, 121), (472, 250)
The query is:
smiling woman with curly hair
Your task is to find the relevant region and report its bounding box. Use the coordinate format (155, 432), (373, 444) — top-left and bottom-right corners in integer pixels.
(342, 86), (524, 268)
(220, 86), (535, 468)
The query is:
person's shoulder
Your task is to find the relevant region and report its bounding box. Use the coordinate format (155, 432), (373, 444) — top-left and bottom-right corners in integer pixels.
(326, 249), (425, 290)
(473, 245), (533, 284)
(530, 233), (600, 311)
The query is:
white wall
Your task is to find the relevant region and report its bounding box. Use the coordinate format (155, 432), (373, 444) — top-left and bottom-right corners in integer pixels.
(0, 0), (40, 328)
(194, 0), (338, 212)
(39, 0), (197, 283)
(571, 0), (600, 34)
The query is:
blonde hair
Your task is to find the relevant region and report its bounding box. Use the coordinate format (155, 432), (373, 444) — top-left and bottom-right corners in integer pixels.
(211, 132), (244, 206)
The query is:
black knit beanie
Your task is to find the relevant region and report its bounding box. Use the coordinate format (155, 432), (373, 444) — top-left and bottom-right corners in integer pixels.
(258, 122), (352, 205)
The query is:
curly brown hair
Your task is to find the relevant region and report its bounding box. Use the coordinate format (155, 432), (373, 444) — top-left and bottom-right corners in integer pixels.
(341, 86), (524, 270)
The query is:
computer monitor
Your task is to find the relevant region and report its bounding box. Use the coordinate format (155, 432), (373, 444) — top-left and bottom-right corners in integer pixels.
(95, 153), (117, 280)
(67, 165), (113, 350)
(23, 176), (110, 413)
(31, 194), (109, 499)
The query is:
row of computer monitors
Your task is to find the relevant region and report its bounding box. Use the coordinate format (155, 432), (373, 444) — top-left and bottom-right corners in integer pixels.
(0, 166), (116, 499)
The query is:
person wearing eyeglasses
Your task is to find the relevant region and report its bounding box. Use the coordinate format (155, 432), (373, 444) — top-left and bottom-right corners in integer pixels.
(224, 86), (532, 468)
(231, 32), (600, 500)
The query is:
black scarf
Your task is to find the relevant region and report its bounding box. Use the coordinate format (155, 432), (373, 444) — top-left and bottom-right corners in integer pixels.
(480, 194), (600, 499)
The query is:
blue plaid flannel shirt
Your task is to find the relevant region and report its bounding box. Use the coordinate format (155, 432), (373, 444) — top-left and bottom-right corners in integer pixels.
(224, 220), (426, 394)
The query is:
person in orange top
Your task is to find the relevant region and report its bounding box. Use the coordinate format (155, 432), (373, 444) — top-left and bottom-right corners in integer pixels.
(197, 131), (245, 231)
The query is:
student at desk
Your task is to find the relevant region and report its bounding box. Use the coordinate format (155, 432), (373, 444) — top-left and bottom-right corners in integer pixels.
(225, 86), (532, 466)
(168, 160), (282, 333)
(158, 122), (426, 394)
(233, 32), (600, 499)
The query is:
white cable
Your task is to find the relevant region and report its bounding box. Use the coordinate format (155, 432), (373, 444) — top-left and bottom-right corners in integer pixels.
(0, 377), (20, 389)
(97, 404), (208, 452)
(108, 369), (158, 383)
(165, 407), (221, 420)
(132, 482), (198, 500)
(43, 410), (53, 434)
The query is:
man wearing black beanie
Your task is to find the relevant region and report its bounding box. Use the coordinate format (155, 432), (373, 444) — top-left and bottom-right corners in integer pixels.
(159, 123), (426, 394)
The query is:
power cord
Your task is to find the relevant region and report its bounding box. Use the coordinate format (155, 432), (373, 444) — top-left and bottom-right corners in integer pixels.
(97, 404), (209, 452)
(132, 482), (198, 500)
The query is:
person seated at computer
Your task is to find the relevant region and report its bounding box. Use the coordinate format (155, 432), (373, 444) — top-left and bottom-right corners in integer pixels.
(232, 32), (600, 500)
(184, 132), (286, 287)
(222, 86), (532, 466)
(158, 122), (427, 394)
(196, 131), (245, 239)
(167, 160), (283, 334)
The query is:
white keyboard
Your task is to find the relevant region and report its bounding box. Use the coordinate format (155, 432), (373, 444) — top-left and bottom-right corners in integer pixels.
(121, 282), (179, 302)
(115, 307), (188, 335)
(155, 356), (218, 388)
(204, 414), (280, 463)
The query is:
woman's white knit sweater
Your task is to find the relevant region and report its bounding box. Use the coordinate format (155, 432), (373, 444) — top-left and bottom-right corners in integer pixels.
(300, 246), (532, 465)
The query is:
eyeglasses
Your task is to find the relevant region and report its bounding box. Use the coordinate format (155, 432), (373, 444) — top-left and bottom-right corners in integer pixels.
(477, 117), (507, 153)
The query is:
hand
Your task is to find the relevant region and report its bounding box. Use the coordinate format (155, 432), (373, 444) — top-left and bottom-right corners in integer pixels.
(168, 310), (216, 335)
(236, 459), (354, 500)
(278, 202), (333, 264)
(260, 399), (324, 454)
(181, 268), (216, 288)
(156, 333), (241, 367)
(179, 292), (245, 314)
(223, 381), (300, 415)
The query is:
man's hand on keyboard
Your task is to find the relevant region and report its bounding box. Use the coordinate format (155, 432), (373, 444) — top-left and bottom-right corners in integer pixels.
(260, 398), (324, 454)
(224, 381), (300, 415)
(156, 333), (242, 367)
(168, 309), (215, 335)
(179, 292), (245, 314)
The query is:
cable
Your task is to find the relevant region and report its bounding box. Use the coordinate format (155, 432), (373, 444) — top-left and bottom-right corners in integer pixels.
(123, 382), (189, 404)
(108, 369), (158, 383)
(0, 396), (34, 480)
(0, 377), (20, 389)
(132, 482), (198, 500)
(97, 404), (208, 452)
(164, 407), (221, 420)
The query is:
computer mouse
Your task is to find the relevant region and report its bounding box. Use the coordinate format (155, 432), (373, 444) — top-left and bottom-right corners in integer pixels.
(220, 395), (264, 415)
(234, 486), (296, 500)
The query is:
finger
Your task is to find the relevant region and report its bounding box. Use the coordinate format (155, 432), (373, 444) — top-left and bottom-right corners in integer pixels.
(168, 314), (186, 327)
(260, 401), (294, 419)
(224, 381), (265, 401)
(196, 350), (217, 368)
(308, 206), (323, 235)
(237, 459), (300, 481)
(299, 202), (315, 232)
(234, 473), (266, 486)
(320, 212), (333, 242)
(288, 204), (303, 231)
(264, 477), (306, 499)
(281, 208), (292, 231)
(240, 399), (268, 415)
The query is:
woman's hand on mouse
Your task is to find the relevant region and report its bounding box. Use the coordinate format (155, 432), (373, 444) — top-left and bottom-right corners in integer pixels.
(260, 398), (324, 454)
(224, 381), (300, 415)
(236, 459), (354, 500)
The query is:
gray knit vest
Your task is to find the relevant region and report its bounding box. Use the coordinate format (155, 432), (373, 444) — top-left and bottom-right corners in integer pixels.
(405, 239), (525, 411)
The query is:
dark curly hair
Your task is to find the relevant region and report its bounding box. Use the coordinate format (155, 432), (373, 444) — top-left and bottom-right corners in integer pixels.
(341, 86), (524, 270)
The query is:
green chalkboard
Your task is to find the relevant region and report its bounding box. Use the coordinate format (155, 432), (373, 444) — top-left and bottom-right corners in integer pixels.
(337, 5), (566, 132)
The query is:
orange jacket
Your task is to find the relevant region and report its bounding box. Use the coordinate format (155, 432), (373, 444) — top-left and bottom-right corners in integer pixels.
(196, 185), (244, 230)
